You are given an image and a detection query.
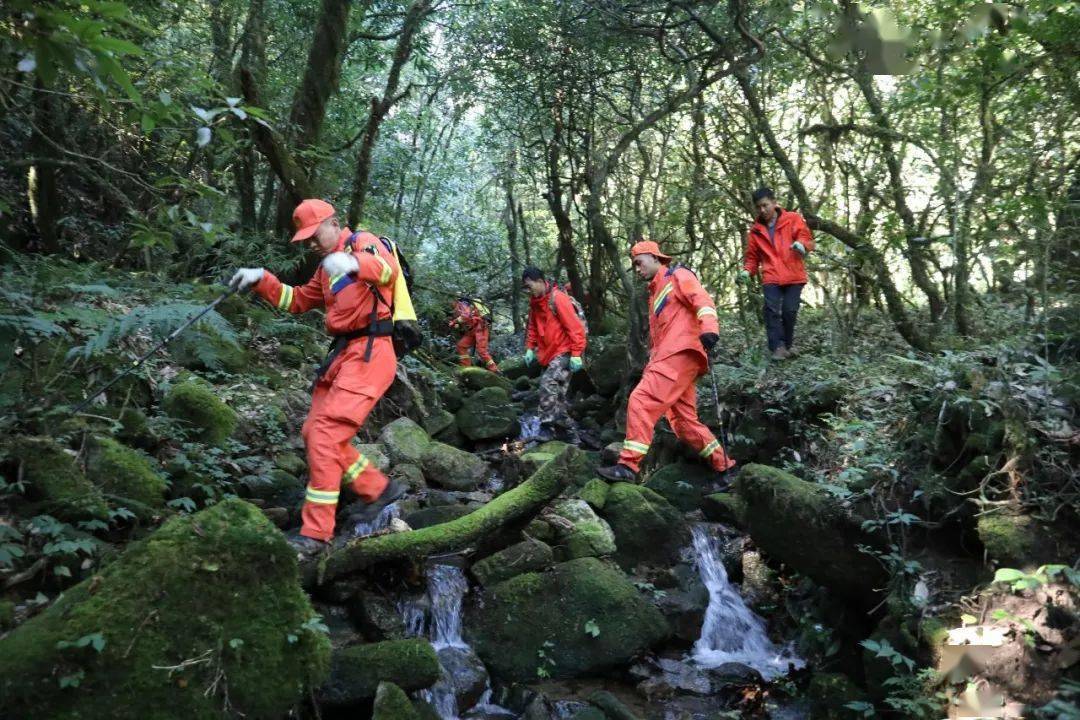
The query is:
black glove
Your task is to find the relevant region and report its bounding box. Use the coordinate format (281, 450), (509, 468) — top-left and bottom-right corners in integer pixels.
(700, 333), (719, 352)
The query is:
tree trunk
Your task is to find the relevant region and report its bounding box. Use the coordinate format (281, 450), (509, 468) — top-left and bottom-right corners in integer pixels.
(28, 82), (61, 254)
(232, 0), (266, 232)
(347, 0), (433, 227)
(504, 171), (523, 334)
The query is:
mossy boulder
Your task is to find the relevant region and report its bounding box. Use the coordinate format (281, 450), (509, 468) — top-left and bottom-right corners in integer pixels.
(389, 463), (427, 491)
(438, 382), (464, 412)
(10, 436), (108, 522)
(277, 344), (307, 369)
(0, 599), (15, 630)
(244, 469), (302, 506)
(457, 366), (513, 393)
(162, 380), (237, 446)
(472, 537), (555, 587)
(645, 463), (712, 512)
(85, 437), (167, 518)
(116, 407), (157, 448)
(423, 408), (456, 437)
(500, 356), (536, 381)
(420, 442), (488, 491)
(585, 340), (627, 397)
(735, 464), (887, 601)
(551, 499), (617, 560)
(273, 452), (306, 477)
(457, 386), (518, 441)
(466, 557), (670, 681)
(404, 504), (476, 529)
(320, 639), (440, 707)
(373, 681), (422, 720)
(521, 441), (570, 475)
(977, 511), (1038, 565)
(578, 479), (610, 510)
(0, 498), (330, 719)
(379, 418), (432, 465)
(357, 443), (391, 473)
(599, 483), (688, 569)
(701, 492), (746, 526)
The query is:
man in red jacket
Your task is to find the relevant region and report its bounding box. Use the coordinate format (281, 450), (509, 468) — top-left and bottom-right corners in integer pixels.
(450, 297), (499, 372)
(597, 241), (736, 484)
(229, 199), (405, 555)
(739, 187), (815, 360)
(522, 266), (587, 443)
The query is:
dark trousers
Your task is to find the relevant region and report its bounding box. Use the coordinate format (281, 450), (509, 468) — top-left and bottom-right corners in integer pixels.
(763, 283), (804, 351)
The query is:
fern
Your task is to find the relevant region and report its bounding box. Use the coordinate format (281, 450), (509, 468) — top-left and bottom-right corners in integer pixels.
(67, 303), (236, 360)
(62, 284), (120, 298)
(0, 314), (67, 341)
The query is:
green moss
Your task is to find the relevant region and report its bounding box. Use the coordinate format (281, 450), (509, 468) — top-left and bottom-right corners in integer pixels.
(472, 537), (554, 586)
(552, 499), (616, 560)
(0, 498), (329, 719)
(644, 463), (711, 512)
(701, 492), (746, 525)
(466, 557), (670, 681)
(599, 483), (687, 569)
(977, 511), (1035, 564)
(170, 328), (248, 373)
(379, 418), (432, 465)
(457, 366), (513, 393)
(420, 441), (488, 491)
(807, 672), (867, 718)
(456, 386), (518, 441)
(321, 639), (439, 706)
(162, 380), (238, 446)
(86, 437), (167, 517)
(404, 504), (476, 529)
(373, 681), (422, 720)
(273, 452), (306, 477)
(0, 599), (14, 630)
(423, 408), (455, 437)
(11, 436), (108, 522)
(577, 479), (610, 510)
(277, 344), (307, 369)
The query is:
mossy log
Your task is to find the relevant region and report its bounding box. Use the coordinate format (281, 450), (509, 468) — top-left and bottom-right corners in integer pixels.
(314, 447), (587, 586)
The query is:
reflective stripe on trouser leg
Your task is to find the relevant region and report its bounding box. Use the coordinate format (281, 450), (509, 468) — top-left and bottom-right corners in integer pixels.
(620, 350), (704, 473)
(456, 333), (475, 367)
(666, 368), (735, 472)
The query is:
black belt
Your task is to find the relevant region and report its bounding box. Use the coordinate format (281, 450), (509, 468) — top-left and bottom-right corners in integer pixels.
(310, 320), (394, 391)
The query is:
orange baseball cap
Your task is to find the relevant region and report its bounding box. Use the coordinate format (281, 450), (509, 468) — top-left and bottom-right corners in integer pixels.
(291, 199), (335, 242)
(630, 240), (672, 262)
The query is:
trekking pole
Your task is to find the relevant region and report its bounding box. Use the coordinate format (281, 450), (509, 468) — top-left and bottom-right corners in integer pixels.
(706, 354), (730, 466)
(72, 286), (238, 415)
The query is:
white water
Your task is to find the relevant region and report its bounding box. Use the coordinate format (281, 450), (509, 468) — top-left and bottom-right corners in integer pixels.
(349, 501), (400, 538)
(689, 525), (804, 680)
(518, 414), (542, 441)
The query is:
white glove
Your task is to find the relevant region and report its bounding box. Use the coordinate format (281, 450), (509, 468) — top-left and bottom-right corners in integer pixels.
(229, 267), (264, 291)
(321, 252), (359, 277)
(792, 241), (807, 256)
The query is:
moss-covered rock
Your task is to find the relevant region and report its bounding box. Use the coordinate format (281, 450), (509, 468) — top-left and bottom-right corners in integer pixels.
(420, 442), (488, 491)
(466, 557), (669, 681)
(85, 436), (167, 518)
(0, 599), (15, 630)
(735, 464), (887, 601)
(599, 483), (688, 569)
(500, 356), (535, 381)
(521, 441), (570, 475)
(373, 681), (422, 720)
(244, 469), (302, 506)
(457, 366), (514, 393)
(701, 492), (746, 525)
(551, 499), (617, 560)
(379, 418), (432, 465)
(116, 407), (157, 448)
(404, 504), (477, 529)
(423, 408), (456, 437)
(162, 379), (237, 446)
(347, 591), (407, 642)
(438, 382), (464, 412)
(273, 452), (306, 477)
(11, 436), (108, 522)
(357, 443), (391, 473)
(456, 386), (518, 441)
(389, 463), (427, 491)
(0, 498), (329, 719)
(977, 511), (1036, 565)
(277, 344), (307, 369)
(644, 463), (712, 512)
(472, 537), (555, 587)
(578, 479), (610, 510)
(320, 639), (440, 707)
(585, 340), (627, 398)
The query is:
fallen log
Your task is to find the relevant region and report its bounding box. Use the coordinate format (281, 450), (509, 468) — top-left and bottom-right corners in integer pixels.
(311, 446), (586, 586)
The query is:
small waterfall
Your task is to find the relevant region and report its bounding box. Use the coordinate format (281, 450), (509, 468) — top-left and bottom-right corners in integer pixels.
(690, 525), (803, 680)
(428, 564), (469, 649)
(349, 501), (400, 538)
(518, 414), (541, 441)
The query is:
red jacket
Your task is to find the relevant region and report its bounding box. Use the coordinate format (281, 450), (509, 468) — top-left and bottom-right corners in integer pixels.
(450, 301), (487, 333)
(647, 265), (719, 368)
(743, 208), (814, 285)
(526, 282), (587, 366)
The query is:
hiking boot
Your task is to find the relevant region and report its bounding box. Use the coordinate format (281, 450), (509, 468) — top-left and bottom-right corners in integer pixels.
(597, 463), (638, 483)
(785, 345), (799, 358)
(349, 479), (407, 525)
(771, 346), (789, 361)
(709, 466), (738, 493)
(286, 532), (328, 559)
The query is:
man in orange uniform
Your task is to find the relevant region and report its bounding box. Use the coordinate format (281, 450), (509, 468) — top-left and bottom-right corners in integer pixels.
(450, 298), (499, 372)
(229, 199), (405, 555)
(738, 187), (814, 360)
(522, 267), (587, 443)
(597, 241), (736, 484)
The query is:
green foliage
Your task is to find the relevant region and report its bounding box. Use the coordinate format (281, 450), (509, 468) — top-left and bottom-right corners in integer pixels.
(69, 302), (236, 360)
(993, 565), (1080, 593)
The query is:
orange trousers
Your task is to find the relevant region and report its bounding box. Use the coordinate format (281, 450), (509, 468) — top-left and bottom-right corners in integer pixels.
(299, 338), (395, 541)
(618, 349), (735, 474)
(456, 325), (498, 371)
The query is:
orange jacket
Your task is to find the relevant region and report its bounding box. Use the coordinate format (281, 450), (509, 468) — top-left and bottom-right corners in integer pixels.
(526, 282), (587, 366)
(254, 228), (398, 334)
(743, 208), (814, 285)
(450, 300), (487, 333)
(647, 265), (719, 368)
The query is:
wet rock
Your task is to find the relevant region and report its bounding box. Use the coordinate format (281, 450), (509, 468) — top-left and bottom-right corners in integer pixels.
(599, 483), (688, 570)
(423, 408), (456, 437)
(405, 504), (476, 529)
(645, 462), (712, 512)
(588, 691), (642, 720)
(86, 436), (167, 518)
(458, 366), (514, 393)
(315, 602), (363, 649)
(457, 386), (519, 441)
(10, 435), (108, 522)
(390, 462), (427, 491)
(0, 499), (329, 718)
(585, 340), (627, 397)
(380, 418), (433, 465)
(373, 681), (422, 720)
(437, 645), (490, 710)
(273, 452), (306, 476)
(163, 378), (237, 446)
(550, 499), (617, 560)
(807, 672), (867, 718)
(348, 591), (407, 641)
(244, 469), (302, 507)
(600, 442), (622, 465)
(466, 557), (670, 680)
(357, 443), (392, 472)
(521, 441), (570, 474)
(321, 639), (440, 707)
(421, 442), (489, 491)
(630, 657), (762, 696)
(577, 478), (610, 510)
(701, 492), (745, 526)
(740, 549), (778, 606)
(472, 537), (554, 587)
